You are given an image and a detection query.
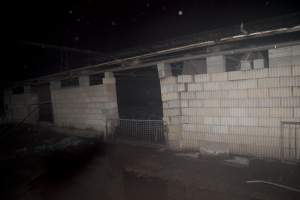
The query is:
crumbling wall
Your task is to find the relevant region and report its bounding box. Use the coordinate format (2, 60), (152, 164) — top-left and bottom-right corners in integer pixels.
(50, 73), (118, 133)
(159, 44), (300, 159)
(3, 87), (39, 123)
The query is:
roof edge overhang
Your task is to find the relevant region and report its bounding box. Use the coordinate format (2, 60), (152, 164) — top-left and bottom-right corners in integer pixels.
(14, 24), (300, 87)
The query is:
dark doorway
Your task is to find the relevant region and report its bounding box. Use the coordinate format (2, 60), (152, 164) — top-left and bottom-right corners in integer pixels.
(115, 66), (163, 120)
(36, 84), (53, 122)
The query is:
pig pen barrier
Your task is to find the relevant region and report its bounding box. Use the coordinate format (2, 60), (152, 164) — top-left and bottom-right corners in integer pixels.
(105, 119), (167, 146)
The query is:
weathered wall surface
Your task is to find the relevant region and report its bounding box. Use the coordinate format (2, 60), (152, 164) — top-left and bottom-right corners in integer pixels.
(50, 74), (118, 133)
(159, 45), (300, 160)
(3, 88), (39, 123)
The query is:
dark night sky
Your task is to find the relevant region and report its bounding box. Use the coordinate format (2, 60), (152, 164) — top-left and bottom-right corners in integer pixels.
(3, 0), (300, 85)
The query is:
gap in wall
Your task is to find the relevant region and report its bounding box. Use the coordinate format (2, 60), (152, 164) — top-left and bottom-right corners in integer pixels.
(115, 66), (163, 120)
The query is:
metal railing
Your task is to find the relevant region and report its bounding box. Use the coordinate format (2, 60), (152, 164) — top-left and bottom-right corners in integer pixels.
(105, 118), (166, 145)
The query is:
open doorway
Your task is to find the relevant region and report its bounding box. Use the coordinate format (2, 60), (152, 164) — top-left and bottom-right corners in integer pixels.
(36, 84), (53, 122)
(115, 66), (163, 120)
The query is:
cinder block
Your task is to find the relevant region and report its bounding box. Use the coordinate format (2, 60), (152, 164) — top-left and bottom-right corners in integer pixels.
(228, 90), (248, 98)
(210, 72), (228, 81)
(188, 100), (203, 107)
(181, 100), (188, 107)
(270, 108), (293, 118)
(220, 81), (238, 90)
(177, 84), (186, 92)
(237, 79), (257, 89)
(162, 92), (179, 101)
(157, 62), (172, 78)
(178, 75), (193, 83)
(295, 108), (300, 118)
(281, 97), (300, 107)
(253, 59), (265, 69)
(258, 77), (280, 88)
(203, 99), (219, 107)
(240, 60), (251, 71)
(228, 71), (246, 80)
(292, 66), (300, 76)
(279, 77), (300, 87)
(195, 74), (210, 82)
(103, 78), (116, 84)
(207, 55), (226, 73)
(168, 100), (181, 108)
(268, 66), (292, 77)
(269, 87), (292, 97)
(269, 56), (292, 68)
(269, 46), (292, 58)
(252, 68), (269, 78)
(293, 87), (300, 96)
(160, 76), (177, 85)
(187, 83), (203, 91)
(247, 88), (268, 98)
(203, 82), (220, 91)
(204, 117), (219, 125)
(181, 92), (195, 99)
(161, 84), (178, 93)
(256, 98), (281, 107)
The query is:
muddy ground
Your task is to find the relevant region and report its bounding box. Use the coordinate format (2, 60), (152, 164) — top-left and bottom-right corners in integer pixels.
(0, 124), (300, 200)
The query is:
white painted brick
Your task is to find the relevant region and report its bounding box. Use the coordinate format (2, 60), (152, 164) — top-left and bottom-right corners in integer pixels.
(247, 88), (268, 98)
(295, 108), (300, 118)
(269, 87), (292, 97)
(181, 92), (195, 99)
(268, 66), (292, 77)
(203, 82), (220, 91)
(188, 100), (203, 107)
(237, 79), (257, 89)
(194, 74), (209, 82)
(279, 76), (300, 87)
(292, 66), (300, 76)
(293, 87), (300, 96)
(178, 75), (193, 83)
(210, 72), (228, 81)
(258, 77), (280, 88)
(270, 108), (293, 118)
(187, 83), (203, 91)
(281, 97), (300, 107)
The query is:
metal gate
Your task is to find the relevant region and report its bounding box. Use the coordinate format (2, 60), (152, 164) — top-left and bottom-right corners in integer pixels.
(280, 121), (300, 162)
(105, 119), (167, 145)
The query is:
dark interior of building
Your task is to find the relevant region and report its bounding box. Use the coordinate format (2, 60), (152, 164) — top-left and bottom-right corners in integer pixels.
(115, 66), (163, 120)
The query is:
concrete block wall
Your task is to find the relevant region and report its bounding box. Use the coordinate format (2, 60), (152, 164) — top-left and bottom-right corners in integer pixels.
(3, 87), (39, 123)
(159, 45), (300, 159)
(50, 73), (118, 133)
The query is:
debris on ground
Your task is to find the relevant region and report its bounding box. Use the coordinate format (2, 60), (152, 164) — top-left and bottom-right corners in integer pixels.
(224, 156), (250, 167)
(174, 152), (200, 159)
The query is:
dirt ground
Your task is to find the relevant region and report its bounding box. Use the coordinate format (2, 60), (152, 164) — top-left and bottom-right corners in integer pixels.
(1, 124), (300, 200)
